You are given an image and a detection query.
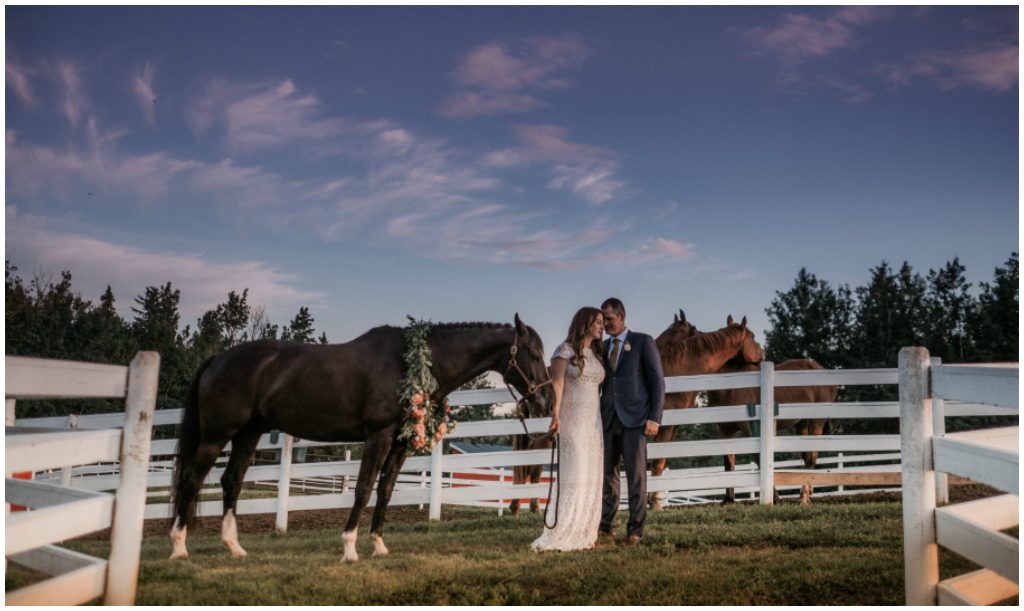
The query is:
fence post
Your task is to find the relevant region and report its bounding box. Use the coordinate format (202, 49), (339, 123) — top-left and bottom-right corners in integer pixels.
(105, 351), (159, 606)
(6, 399), (15, 425)
(759, 361), (775, 505)
(276, 434), (294, 533)
(929, 357), (948, 505)
(899, 347), (938, 606)
(429, 441), (443, 521)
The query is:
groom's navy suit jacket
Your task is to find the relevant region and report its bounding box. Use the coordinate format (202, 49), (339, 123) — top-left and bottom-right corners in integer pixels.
(600, 331), (666, 430)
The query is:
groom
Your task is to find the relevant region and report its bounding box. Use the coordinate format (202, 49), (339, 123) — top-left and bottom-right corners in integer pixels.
(598, 298), (665, 545)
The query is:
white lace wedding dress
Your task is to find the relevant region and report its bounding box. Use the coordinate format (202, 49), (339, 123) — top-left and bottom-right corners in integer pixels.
(531, 342), (605, 552)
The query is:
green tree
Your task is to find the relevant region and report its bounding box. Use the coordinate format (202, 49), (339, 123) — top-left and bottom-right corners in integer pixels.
(852, 261), (926, 368)
(219, 289), (251, 347)
(763, 268), (855, 368)
(282, 306), (317, 343)
(969, 252), (1018, 362)
(131, 283), (189, 407)
(922, 258), (975, 362)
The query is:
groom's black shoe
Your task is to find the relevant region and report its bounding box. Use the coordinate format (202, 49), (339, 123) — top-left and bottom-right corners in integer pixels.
(622, 534), (642, 547)
(597, 528), (616, 540)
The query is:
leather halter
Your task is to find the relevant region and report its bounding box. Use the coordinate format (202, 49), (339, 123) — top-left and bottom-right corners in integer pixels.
(502, 329), (553, 437)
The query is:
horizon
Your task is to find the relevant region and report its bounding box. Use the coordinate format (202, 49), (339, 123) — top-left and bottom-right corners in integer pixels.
(5, 5), (1018, 353)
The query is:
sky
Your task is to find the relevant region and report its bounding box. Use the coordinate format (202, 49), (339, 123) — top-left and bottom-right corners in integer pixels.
(4, 5), (1019, 355)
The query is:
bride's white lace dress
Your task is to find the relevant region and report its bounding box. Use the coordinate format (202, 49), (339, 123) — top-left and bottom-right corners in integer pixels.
(531, 342), (605, 552)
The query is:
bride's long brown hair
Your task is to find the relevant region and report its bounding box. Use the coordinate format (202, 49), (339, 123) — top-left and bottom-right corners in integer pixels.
(565, 307), (605, 373)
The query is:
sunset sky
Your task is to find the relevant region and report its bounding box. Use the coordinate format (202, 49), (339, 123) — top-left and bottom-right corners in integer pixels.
(5, 5), (1018, 351)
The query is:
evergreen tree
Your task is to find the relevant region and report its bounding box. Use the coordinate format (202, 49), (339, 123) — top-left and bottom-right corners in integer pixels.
(131, 283), (189, 407)
(282, 306), (316, 343)
(922, 257), (975, 362)
(969, 252), (1018, 362)
(218, 289), (250, 347)
(763, 268), (855, 368)
(852, 261), (926, 368)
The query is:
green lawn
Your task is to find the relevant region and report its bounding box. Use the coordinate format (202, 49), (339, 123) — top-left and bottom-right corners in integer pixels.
(7, 502), (1013, 605)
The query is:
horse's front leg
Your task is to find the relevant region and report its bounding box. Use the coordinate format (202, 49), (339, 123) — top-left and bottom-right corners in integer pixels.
(647, 424), (676, 510)
(369, 437), (408, 557)
(342, 429), (393, 562)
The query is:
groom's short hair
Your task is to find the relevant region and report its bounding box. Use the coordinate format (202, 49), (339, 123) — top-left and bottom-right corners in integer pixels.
(601, 297), (625, 320)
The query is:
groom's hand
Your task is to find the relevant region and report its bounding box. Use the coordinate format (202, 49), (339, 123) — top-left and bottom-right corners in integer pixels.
(644, 420), (660, 436)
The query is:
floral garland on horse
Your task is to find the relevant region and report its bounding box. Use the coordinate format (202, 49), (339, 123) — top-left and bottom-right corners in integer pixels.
(398, 318), (456, 454)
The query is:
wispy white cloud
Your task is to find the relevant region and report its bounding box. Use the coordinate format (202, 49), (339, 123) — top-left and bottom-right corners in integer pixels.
(5, 205), (322, 320)
(55, 60), (88, 127)
(484, 124), (625, 204)
(593, 237), (694, 267)
(132, 61), (157, 126)
(739, 7), (886, 66)
(441, 34), (594, 118)
(6, 59), (37, 107)
(879, 42), (1018, 93)
(188, 78), (361, 150)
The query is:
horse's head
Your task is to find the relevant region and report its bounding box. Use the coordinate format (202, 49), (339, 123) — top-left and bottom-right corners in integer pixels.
(725, 314), (764, 364)
(656, 308), (699, 345)
(504, 313), (555, 418)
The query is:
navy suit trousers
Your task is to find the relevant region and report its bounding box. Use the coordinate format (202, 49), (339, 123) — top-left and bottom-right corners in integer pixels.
(600, 412), (647, 537)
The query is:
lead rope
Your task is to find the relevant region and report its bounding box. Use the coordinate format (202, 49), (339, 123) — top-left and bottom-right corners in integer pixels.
(514, 403), (560, 530)
(542, 432), (559, 529)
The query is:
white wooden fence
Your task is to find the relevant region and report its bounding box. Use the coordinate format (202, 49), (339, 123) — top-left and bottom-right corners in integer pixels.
(5, 353), (160, 606)
(10, 362), (1015, 531)
(899, 348), (1019, 606)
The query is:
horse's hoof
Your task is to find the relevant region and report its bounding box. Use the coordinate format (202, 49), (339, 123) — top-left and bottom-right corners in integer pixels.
(229, 548), (248, 559)
(721, 498), (735, 506)
(342, 553), (359, 563)
(372, 534), (389, 557)
(168, 551), (188, 561)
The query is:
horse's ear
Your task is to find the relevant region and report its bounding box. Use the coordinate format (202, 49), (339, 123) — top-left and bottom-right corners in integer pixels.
(514, 312), (527, 335)
(727, 314), (734, 326)
(674, 313), (679, 323)
(679, 309), (687, 325)
(740, 316), (747, 328)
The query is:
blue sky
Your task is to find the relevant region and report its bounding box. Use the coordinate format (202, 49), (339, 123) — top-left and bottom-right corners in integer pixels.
(5, 5), (1019, 352)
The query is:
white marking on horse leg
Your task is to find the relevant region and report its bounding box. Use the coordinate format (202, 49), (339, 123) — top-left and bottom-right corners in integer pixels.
(342, 529), (359, 562)
(371, 533), (389, 557)
(221, 509), (248, 558)
(169, 519), (189, 560)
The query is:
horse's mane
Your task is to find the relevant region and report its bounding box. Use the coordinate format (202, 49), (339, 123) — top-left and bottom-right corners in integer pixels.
(364, 321), (513, 336)
(659, 325), (747, 360)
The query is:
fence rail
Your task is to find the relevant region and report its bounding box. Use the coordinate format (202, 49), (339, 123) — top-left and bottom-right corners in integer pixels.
(10, 362), (1017, 530)
(899, 349), (1018, 606)
(5, 353), (160, 606)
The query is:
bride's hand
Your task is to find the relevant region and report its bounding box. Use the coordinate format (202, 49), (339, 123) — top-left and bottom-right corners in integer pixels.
(548, 416), (560, 436)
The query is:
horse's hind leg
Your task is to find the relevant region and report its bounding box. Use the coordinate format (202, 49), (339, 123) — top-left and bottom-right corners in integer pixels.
(369, 438), (408, 557)
(509, 435), (526, 516)
(342, 428), (393, 562)
(170, 440), (227, 560)
(647, 425), (675, 510)
(719, 425), (738, 504)
(219, 423), (264, 558)
(528, 462), (543, 513)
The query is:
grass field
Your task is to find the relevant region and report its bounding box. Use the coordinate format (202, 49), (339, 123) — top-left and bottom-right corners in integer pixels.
(6, 499), (1015, 605)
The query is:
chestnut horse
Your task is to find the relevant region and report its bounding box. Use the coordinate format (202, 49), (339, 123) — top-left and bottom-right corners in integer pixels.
(169, 315), (554, 562)
(708, 358), (837, 503)
(646, 313), (765, 508)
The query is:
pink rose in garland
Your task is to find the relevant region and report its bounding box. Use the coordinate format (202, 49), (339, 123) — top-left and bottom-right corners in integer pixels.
(411, 407), (425, 421)
(411, 393), (425, 406)
(412, 436), (426, 449)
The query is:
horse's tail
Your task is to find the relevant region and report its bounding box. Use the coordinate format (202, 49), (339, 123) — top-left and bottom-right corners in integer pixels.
(169, 356), (215, 529)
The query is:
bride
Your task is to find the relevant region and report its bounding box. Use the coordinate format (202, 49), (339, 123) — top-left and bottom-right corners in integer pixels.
(531, 307), (605, 552)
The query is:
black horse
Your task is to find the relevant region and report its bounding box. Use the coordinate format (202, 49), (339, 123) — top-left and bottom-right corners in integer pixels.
(169, 314), (553, 562)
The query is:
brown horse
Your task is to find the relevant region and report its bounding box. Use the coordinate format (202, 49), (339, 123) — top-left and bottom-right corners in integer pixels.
(508, 429), (552, 516)
(647, 313), (765, 508)
(708, 358), (837, 503)
(169, 315), (554, 562)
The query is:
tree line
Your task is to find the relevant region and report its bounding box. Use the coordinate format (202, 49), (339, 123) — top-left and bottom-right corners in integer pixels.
(5, 253), (1018, 423)
(760, 253), (1017, 435)
(5, 261), (328, 416)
